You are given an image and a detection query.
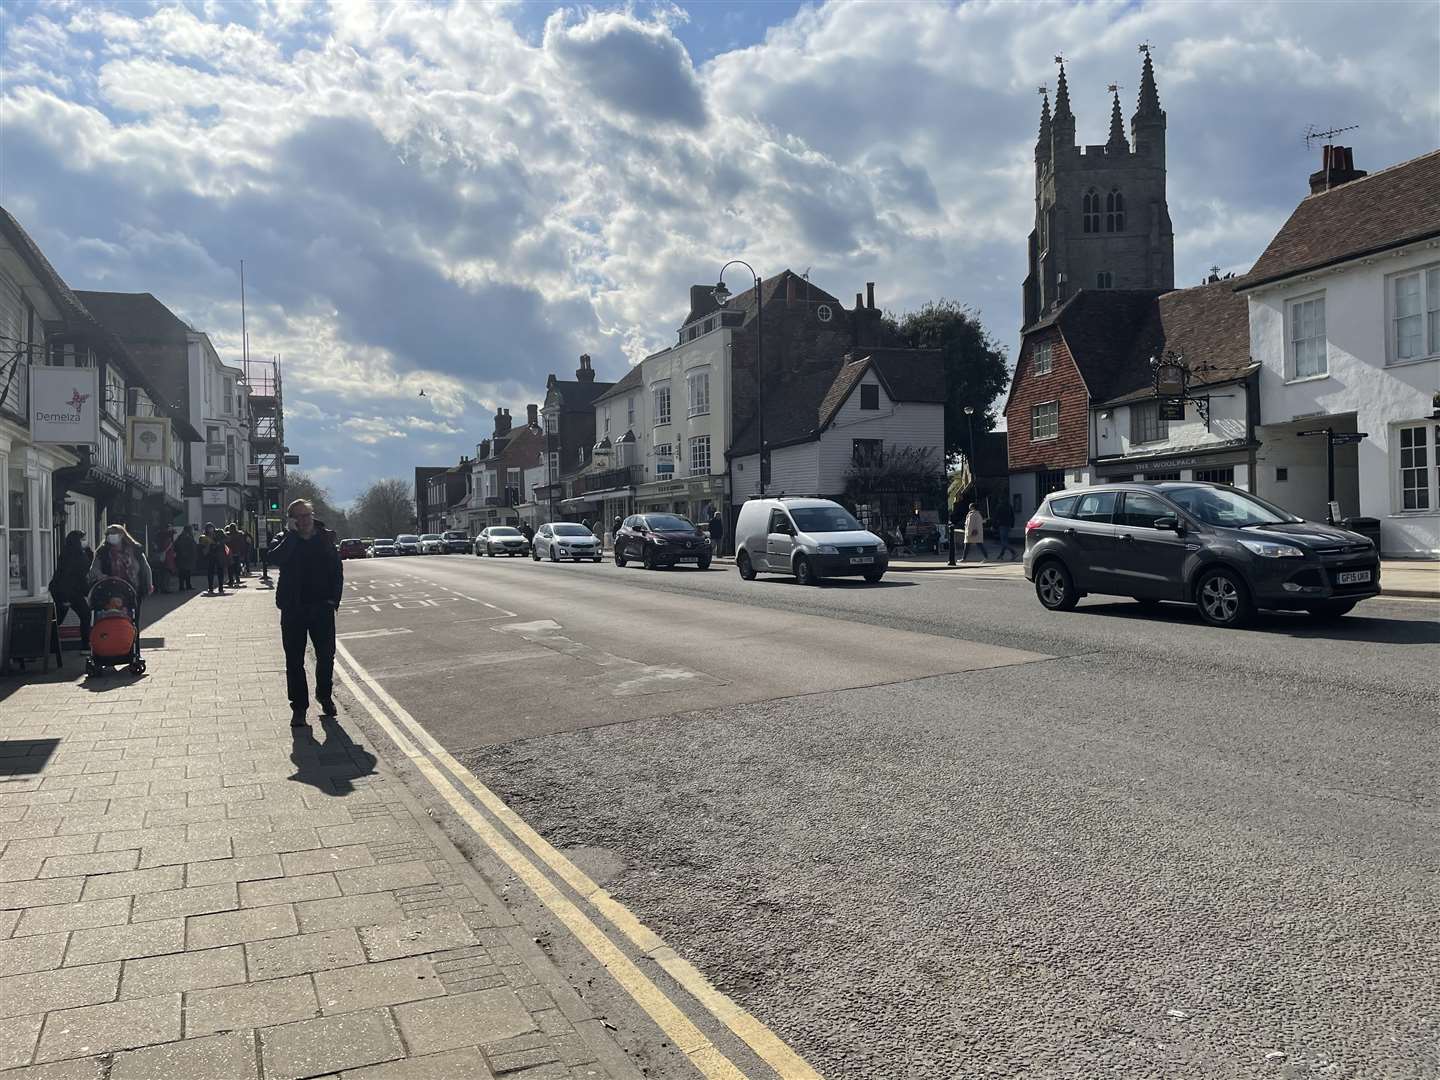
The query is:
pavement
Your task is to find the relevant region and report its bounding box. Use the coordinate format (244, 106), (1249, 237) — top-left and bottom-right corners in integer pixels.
(0, 582), (640, 1080)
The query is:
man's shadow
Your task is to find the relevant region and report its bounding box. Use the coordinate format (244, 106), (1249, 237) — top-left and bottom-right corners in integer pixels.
(289, 718), (378, 797)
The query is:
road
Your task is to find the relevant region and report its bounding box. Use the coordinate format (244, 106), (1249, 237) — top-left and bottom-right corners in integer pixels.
(330, 551), (1439, 1080)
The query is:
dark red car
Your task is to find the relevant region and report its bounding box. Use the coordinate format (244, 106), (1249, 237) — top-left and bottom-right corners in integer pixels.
(338, 538), (369, 560)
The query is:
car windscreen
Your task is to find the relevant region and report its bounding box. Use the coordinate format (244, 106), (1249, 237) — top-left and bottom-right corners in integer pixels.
(1164, 486), (1301, 528)
(553, 524), (592, 536)
(342, 539), (362, 545)
(421, 535), (440, 541)
(490, 527), (520, 536)
(789, 506), (862, 533)
(644, 514), (694, 531)
(375, 539), (395, 545)
(397, 535), (420, 543)
(443, 532), (468, 540)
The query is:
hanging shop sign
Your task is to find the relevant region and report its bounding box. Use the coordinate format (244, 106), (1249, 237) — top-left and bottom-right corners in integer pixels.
(29, 366), (100, 445)
(125, 416), (170, 465)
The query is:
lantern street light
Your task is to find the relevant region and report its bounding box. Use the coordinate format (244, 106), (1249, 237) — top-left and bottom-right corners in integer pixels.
(714, 260), (766, 494)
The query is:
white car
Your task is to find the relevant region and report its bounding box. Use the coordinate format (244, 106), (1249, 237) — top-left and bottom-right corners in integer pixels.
(419, 533), (445, 554)
(733, 497), (888, 585)
(478, 526), (530, 556)
(532, 522), (602, 562)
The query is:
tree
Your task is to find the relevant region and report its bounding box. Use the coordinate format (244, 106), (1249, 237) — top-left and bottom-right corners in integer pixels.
(885, 300), (1010, 461)
(284, 470), (349, 535)
(842, 445), (945, 532)
(350, 478), (415, 539)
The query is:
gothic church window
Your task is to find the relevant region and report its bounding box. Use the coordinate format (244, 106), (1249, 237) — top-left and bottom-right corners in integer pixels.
(1082, 189), (1100, 233)
(1106, 190), (1125, 232)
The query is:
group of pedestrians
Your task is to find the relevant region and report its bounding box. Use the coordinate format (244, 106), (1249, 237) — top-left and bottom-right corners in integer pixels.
(48, 524), (155, 654)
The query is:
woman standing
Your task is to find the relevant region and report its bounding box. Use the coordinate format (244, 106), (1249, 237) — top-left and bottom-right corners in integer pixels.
(961, 503), (989, 563)
(200, 523), (228, 595)
(88, 523), (154, 620)
(49, 531), (94, 652)
(174, 525), (197, 591)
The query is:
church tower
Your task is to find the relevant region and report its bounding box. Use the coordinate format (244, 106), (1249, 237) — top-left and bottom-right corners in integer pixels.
(1022, 48), (1175, 328)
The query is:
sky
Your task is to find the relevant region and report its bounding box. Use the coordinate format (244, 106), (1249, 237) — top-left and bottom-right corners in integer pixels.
(2, 0), (1436, 505)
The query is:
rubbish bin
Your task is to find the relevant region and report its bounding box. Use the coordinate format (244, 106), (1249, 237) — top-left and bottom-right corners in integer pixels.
(1342, 516), (1382, 549)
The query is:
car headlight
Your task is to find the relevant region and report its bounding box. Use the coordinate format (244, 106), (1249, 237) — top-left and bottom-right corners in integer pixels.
(651, 537), (667, 545)
(875, 540), (888, 554)
(1240, 539), (1305, 558)
(816, 544), (839, 554)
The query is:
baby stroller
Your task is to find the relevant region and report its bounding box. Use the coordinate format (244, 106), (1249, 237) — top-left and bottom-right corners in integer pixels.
(86, 577), (146, 676)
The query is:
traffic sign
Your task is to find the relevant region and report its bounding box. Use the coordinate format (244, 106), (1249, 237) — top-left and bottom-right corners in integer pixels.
(1330, 433), (1367, 445)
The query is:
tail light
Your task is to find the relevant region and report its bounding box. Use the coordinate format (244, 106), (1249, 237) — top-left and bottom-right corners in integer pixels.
(1025, 517), (1044, 532)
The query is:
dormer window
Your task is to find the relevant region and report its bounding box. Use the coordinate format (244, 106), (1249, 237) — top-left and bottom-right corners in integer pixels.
(1082, 189), (1100, 233)
(860, 384), (880, 410)
(1106, 189), (1125, 232)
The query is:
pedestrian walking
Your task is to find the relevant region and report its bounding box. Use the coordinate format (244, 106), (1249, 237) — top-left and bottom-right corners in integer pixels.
(200, 523), (228, 594)
(268, 499), (344, 727)
(961, 504), (989, 563)
(49, 530), (94, 652)
(87, 523), (153, 627)
(174, 525), (197, 590)
(708, 509), (724, 557)
(224, 524), (243, 587)
(993, 498), (1018, 561)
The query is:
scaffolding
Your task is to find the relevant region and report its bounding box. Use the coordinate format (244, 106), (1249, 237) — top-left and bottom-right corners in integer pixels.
(245, 355), (286, 545)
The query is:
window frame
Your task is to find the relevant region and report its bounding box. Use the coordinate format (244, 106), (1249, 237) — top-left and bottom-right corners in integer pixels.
(687, 434), (711, 476)
(1193, 466), (1236, 485)
(1286, 292), (1329, 381)
(687, 369), (710, 418)
(1105, 189), (1125, 233)
(1394, 422), (1439, 513)
(652, 382), (671, 426)
(1082, 188), (1100, 234)
(1030, 400), (1059, 442)
(1116, 490), (1174, 529)
(1129, 400), (1169, 445)
(859, 384), (880, 410)
(1387, 264), (1440, 365)
(1032, 342), (1052, 376)
(1096, 271), (1113, 290)
(852, 438), (883, 465)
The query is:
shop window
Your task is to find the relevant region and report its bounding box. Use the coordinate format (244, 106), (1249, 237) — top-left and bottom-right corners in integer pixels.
(1193, 467), (1235, 485)
(6, 464), (33, 596)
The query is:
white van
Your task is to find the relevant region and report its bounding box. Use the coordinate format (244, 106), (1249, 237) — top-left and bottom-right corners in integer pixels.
(733, 497), (888, 585)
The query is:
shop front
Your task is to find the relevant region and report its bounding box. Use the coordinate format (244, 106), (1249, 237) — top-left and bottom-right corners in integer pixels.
(1091, 440), (1257, 490)
(1, 423), (76, 667)
(633, 474), (726, 528)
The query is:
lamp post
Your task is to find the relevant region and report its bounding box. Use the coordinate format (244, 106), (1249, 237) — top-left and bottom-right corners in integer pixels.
(713, 261), (765, 495)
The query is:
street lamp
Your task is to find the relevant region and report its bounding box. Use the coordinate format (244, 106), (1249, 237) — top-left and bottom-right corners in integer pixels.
(714, 260), (765, 495)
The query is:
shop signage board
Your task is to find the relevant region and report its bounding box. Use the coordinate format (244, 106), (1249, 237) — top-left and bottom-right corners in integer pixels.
(29, 366), (100, 445)
(126, 416), (170, 465)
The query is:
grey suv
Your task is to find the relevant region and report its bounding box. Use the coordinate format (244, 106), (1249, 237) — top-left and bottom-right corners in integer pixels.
(1023, 482), (1380, 627)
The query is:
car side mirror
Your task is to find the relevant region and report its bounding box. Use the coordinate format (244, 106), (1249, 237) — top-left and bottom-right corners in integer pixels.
(1153, 515), (1182, 533)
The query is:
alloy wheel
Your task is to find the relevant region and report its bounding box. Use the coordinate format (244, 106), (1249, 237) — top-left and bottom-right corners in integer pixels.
(1037, 566), (1066, 607)
(1200, 575), (1240, 624)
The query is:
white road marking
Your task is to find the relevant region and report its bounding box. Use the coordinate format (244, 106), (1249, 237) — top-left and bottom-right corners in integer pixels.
(336, 627), (414, 641)
(333, 644), (820, 1079)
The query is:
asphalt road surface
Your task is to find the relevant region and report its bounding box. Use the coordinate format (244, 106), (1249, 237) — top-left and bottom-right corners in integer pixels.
(333, 551), (1439, 1080)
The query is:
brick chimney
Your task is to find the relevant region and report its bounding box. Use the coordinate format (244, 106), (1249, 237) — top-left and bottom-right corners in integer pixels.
(478, 438), (491, 459)
(866, 282), (875, 310)
(1309, 145), (1367, 195)
(526, 403), (538, 428)
(689, 285), (720, 320)
(494, 408), (512, 437)
(786, 275), (797, 306)
(576, 354), (594, 382)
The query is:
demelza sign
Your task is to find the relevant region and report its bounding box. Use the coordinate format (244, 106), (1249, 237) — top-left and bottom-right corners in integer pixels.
(29, 366), (100, 445)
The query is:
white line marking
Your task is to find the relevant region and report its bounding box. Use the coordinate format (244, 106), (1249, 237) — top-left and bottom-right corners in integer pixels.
(334, 642), (821, 1079)
(336, 627), (414, 641)
(332, 650), (750, 1079)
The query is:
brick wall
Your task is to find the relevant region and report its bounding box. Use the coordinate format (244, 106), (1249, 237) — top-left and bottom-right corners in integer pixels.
(1005, 329), (1090, 472)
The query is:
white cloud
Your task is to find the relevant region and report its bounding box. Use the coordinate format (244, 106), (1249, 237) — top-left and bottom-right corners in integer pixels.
(2, 0), (1435, 502)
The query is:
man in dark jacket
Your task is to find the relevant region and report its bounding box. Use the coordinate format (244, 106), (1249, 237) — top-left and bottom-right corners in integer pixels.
(708, 510), (724, 557)
(267, 499), (344, 727)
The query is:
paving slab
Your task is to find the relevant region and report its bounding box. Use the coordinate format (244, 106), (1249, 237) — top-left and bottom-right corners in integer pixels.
(0, 587), (637, 1080)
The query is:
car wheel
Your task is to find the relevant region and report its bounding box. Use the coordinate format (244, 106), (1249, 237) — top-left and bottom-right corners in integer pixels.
(1196, 567), (1253, 628)
(697, 557), (711, 571)
(794, 554), (818, 586)
(1306, 600), (1357, 620)
(1034, 560), (1078, 611)
(863, 569), (884, 584)
(643, 547), (658, 571)
(593, 556), (602, 563)
(614, 550), (627, 567)
(550, 546), (560, 562)
(737, 551), (756, 580)
(531, 549), (540, 561)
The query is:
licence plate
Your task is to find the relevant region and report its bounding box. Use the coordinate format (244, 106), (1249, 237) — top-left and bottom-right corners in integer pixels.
(849, 556), (874, 565)
(1337, 570), (1371, 585)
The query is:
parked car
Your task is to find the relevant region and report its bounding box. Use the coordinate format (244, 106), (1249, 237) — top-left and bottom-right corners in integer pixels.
(614, 513), (712, 570)
(478, 526), (529, 556)
(442, 530), (473, 554)
(532, 522), (602, 562)
(396, 534), (422, 556)
(1023, 482), (1381, 628)
(733, 497), (888, 585)
(419, 533), (445, 554)
(338, 538), (369, 560)
(372, 538), (398, 557)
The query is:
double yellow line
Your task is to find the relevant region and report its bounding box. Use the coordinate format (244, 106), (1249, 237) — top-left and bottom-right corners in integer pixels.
(333, 641), (821, 1080)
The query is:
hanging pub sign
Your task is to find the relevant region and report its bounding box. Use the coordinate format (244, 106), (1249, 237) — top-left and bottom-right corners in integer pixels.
(29, 366), (100, 445)
(126, 416), (170, 465)
(1159, 397), (1186, 422)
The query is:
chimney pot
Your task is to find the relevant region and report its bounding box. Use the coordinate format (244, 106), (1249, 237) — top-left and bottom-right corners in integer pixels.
(866, 282), (875, 310)
(856, 292), (864, 311)
(576, 353), (594, 382)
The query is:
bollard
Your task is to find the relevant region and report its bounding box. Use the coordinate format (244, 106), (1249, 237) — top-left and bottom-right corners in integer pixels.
(947, 524), (957, 566)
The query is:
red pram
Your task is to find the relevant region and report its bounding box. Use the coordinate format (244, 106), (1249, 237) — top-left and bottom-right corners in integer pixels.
(86, 577), (146, 676)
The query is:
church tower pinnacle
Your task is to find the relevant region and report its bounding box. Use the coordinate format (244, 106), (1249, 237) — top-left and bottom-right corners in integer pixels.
(1131, 43), (1166, 161)
(1106, 85), (1129, 154)
(1036, 87), (1052, 165)
(1051, 57), (1076, 148)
